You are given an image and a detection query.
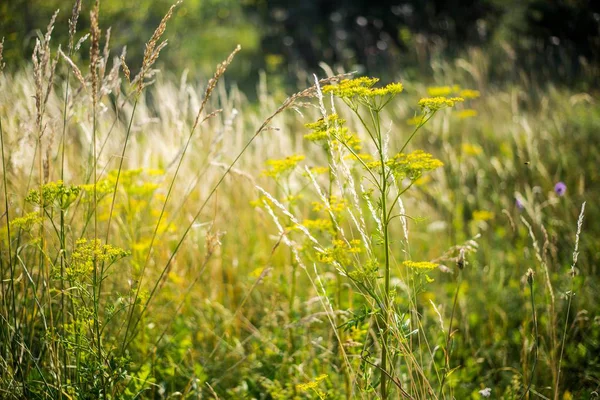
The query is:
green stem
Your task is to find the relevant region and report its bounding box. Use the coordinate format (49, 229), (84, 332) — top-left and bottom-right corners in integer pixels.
(520, 276), (538, 400)
(398, 113), (434, 155)
(438, 276), (461, 398)
(0, 116), (18, 366)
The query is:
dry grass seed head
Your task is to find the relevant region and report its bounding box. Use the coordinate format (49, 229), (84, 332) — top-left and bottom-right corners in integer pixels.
(59, 49), (87, 91)
(193, 45), (242, 129)
(133, 1), (181, 93)
(120, 54), (131, 83)
(0, 37), (5, 72)
(68, 0), (82, 52)
(89, 1), (101, 107)
(32, 10), (59, 131)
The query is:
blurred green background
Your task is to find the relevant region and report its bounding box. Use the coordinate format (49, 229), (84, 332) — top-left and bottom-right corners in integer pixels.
(2, 0), (599, 87)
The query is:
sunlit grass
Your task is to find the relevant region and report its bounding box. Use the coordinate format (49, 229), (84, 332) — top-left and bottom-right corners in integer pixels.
(0, 2), (598, 399)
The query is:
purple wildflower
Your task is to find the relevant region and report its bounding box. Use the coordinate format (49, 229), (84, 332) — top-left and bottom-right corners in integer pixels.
(515, 198), (524, 210)
(554, 182), (567, 196)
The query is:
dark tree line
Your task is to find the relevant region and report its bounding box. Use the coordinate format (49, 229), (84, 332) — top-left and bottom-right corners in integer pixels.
(1, 0), (599, 84)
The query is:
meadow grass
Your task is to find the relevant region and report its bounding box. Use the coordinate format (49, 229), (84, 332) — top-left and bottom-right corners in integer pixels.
(0, 2), (598, 399)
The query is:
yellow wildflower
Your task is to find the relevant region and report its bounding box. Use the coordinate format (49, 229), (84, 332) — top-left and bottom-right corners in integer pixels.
(302, 218), (334, 233)
(322, 77), (403, 99)
(456, 109), (478, 119)
(458, 89), (480, 99)
(427, 86), (452, 97)
(262, 154), (305, 178)
(403, 260), (438, 270)
(473, 210), (494, 221)
(312, 196), (347, 213)
(345, 153), (373, 162)
(69, 238), (129, 279)
(307, 166), (329, 175)
(418, 96), (464, 112)
(387, 150), (444, 180)
(26, 180), (82, 209)
(462, 143), (483, 156)
(10, 211), (43, 229)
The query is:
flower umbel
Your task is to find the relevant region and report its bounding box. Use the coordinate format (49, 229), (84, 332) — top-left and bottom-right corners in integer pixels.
(262, 154), (305, 178)
(386, 150), (444, 180)
(322, 77), (403, 99)
(403, 260), (438, 270)
(418, 96), (464, 112)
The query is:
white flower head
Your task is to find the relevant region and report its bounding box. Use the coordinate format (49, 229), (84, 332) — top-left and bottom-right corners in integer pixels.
(479, 387), (492, 397)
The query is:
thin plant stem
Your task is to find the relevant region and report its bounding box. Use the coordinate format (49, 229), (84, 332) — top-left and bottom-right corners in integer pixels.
(438, 274), (462, 399)
(555, 201), (585, 398)
(519, 273), (538, 400)
(0, 116), (18, 365)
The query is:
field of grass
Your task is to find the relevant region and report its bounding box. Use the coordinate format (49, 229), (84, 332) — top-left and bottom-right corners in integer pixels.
(0, 3), (599, 399)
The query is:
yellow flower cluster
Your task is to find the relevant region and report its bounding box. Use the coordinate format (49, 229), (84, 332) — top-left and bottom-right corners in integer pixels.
(69, 238), (130, 279)
(304, 114), (362, 151)
(459, 89), (481, 99)
(304, 114), (347, 142)
(306, 166), (329, 175)
(427, 85), (461, 97)
(317, 239), (362, 264)
(386, 150), (444, 180)
(462, 143), (483, 156)
(312, 195), (347, 214)
(81, 179), (114, 197)
(426, 85), (480, 99)
(322, 77), (403, 99)
(402, 260), (438, 270)
(345, 152), (373, 163)
(472, 210), (494, 221)
(302, 218), (334, 233)
(10, 211), (43, 229)
(297, 374), (328, 392)
(262, 154), (305, 178)
(26, 180), (81, 209)
(418, 97), (464, 112)
(456, 109), (478, 119)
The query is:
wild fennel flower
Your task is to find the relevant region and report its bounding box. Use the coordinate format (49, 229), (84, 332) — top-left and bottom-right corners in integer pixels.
(302, 218), (334, 233)
(418, 96), (464, 112)
(472, 210), (494, 221)
(403, 260), (438, 270)
(304, 114), (362, 150)
(456, 109), (478, 119)
(262, 154), (305, 178)
(297, 374), (328, 393)
(305, 166), (329, 175)
(459, 89), (481, 99)
(70, 238), (130, 278)
(461, 143), (483, 156)
(312, 196), (347, 213)
(304, 113), (347, 142)
(386, 150), (444, 180)
(10, 211), (43, 229)
(427, 85), (459, 97)
(26, 180), (81, 209)
(322, 77), (403, 99)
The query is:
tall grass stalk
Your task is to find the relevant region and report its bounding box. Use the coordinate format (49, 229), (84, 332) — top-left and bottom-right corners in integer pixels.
(520, 269), (538, 400)
(555, 201), (586, 399)
(121, 45), (240, 349)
